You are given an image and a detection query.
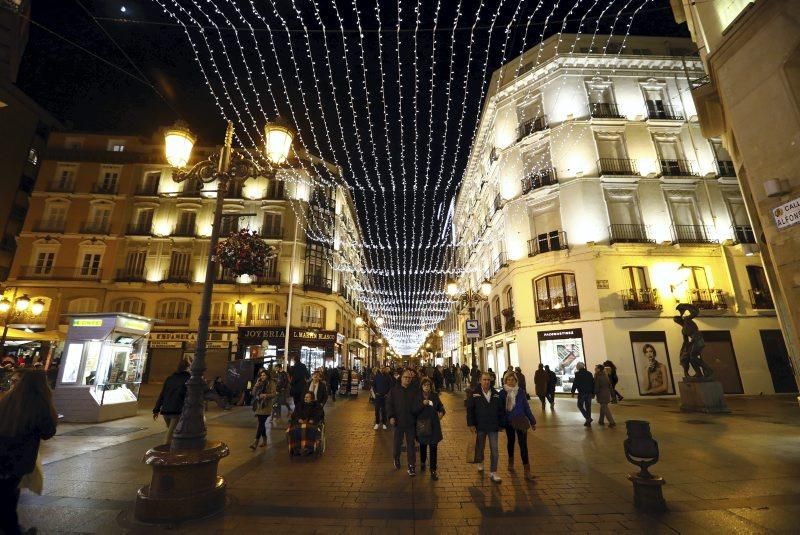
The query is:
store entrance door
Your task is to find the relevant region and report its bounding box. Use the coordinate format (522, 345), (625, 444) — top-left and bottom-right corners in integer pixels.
(760, 330), (798, 393)
(301, 346), (325, 373)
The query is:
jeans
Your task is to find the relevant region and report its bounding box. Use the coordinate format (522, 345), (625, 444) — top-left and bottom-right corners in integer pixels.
(505, 426), (529, 465)
(393, 426), (416, 466)
(163, 414), (179, 445)
(420, 443), (438, 471)
(374, 395), (387, 424)
(255, 414), (269, 440)
(599, 403), (616, 425)
(0, 475), (22, 534)
(475, 431), (499, 472)
(577, 393), (592, 421)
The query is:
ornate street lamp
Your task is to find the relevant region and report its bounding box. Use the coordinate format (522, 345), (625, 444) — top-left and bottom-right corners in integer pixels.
(135, 119), (294, 524)
(0, 289), (45, 355)
(445, 277), (492, 370)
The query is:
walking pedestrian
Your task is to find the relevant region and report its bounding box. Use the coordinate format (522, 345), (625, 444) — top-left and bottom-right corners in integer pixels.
(487, 367), (497, 388)
(570, 362), (594, 427)
(533, 363), (547, 410)
(417, 377), (445, 480)
(515, 366), (529, 399)
(0, 369), (58, 535)
(594, 364), (616, 427)
(328, 366), (340, 402)
(386, 368), (423, 476)
(153, 359), (190, 445)
(499, 372), (536, 480)
(272, 364), (291, 418)
(433, 365), (444, 391)
(454, 364), (463, 391)
(467, 372), (505, 483)
(461, 363), (470, 387)
(545, 365), (557, 408)
(250, 368), (277, 450)
(307, 371), (329, 407)
(603, 360), (623, 403)
(373, 365), (392, 430)
(289, 359), (310, 409)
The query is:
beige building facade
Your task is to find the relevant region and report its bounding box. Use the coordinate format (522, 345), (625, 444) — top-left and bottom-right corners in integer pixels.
(443, 34), (796, 398)
(7, 130), (379, 382)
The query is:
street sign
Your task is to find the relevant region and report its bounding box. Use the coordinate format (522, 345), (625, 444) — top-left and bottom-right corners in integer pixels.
(465, 319), (480, 340)
(773, 196), (800, 230)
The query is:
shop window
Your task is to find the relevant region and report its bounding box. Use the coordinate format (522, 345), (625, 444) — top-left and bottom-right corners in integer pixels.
(534, 272), (580, 322)
(156, 300), (192, 324)
(112, 299), (145, 316)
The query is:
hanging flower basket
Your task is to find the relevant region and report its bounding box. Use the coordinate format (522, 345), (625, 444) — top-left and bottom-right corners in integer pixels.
(216, 229), (274, 277)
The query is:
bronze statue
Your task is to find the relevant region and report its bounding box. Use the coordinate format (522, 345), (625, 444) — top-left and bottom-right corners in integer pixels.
(673, 303), (713, 378)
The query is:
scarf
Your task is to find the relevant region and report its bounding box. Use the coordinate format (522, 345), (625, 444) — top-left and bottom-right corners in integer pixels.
(503, 385), (518, 412)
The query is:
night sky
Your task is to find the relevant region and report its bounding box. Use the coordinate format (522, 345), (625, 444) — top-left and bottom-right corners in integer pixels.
(18, 0), (688, 351)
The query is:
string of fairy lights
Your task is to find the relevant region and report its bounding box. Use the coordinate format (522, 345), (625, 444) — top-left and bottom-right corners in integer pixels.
(149, 0), (654, 353)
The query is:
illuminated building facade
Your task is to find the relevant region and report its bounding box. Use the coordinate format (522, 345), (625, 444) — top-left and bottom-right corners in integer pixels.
(446, 34), (795, 397)
(7, 130), (378, 382)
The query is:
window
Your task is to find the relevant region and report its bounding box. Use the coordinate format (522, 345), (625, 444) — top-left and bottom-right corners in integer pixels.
(80, 253), (102, 277)
(64, 137), (84, 149)
(250, 301), (280, 326)
(301, 304), (325, 328)
(33, 251), (55, 275)
(211, 302), (236, 326)
(534, 273), (579, 322)
(621, 266), (660, 310)
(112, 299), (145, 315)
(492, 296), (502, 333)
(504, 288), (515, 329)
(168, 251), (192, 281)
(52, 165), (76, 192)
(42, 202), (68, 231)
(67, 297), (99, 314)
(266, 179), (285, 199)
(157, 300), (192, 323)
(107, 140), (126, 152)
(139, 171), (160, 195)
(87, 205), (112, 233)
(175, 211), (197, 236)
(305, 244), (332, 290)
(27, 148), (39, 166)
(132, 207), (154, 233)
(262, 212), (282, 238)
(97, 167), (120, 193)
(747, 265), (773, 309)
(121, 250), (147, 279)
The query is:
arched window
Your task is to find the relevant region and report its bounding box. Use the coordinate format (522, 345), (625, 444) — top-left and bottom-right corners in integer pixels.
(249, 301), (281, 326)
(66, 297), (99, 314)
(156, 299), (192, 324)
(482, 303), (491, 336)
(492, 296), (502, 333)
(211, 301), (236, 326)
(301, 304), (325, 329)
(533, 272), (579, 323)
(335, 310), (342, 333)
(112, 298), (145, 316)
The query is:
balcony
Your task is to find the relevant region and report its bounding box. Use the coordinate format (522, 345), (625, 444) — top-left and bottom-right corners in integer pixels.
(521, 167), (557, 194)
(33, 220), (66, 233)
(732, 225), (756, 244)
(115, 269), (146, 282)
(264, 182), (286, 200)
(671, 225), (717, 244)
(502, 308), (516, 331)
(484, 321), (492, 337)
(749, 288), (774, 310)
(598, 158), (638, 176)
(645, 102), (684, 121)
(621, 289), (662, 311)
(91, 183), (118, 195)
(536, 298), (580, 323)
(717, 160), (736, 177)
(47, 182), (74, 193)
(304, 274), (333, 294)
(300, 315), (325, 329)
(248, 317), (282, 327)
(172, 225), (197, 238)
(492, 251), (508, 275)
(528, 230), (568, 256)
(210, 314), (237, 327)
(44, 147), (164, 165)
(80, 222), (110, 234)
(517, 115), (548, 141)
(608, 224), (652, 244)
(255, 272), (281, 286)
(157, 313), (191, 325)
(690, 288), (727, 310)
(19, 266), (103, 280)
(126, 222), (152, 236)
(164, 272), (192, 284)
(260, 226), (283, 239)
(136, 183), (159, 196)
(493, 315), (502, 333)
(589, 102), (625, 119)
(660, 159), (698, 177)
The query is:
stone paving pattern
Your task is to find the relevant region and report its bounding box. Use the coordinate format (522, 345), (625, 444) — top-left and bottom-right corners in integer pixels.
(18, 386), (800, 534)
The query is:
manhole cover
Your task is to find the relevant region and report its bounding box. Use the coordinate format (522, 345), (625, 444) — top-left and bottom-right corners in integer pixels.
(60, 426), (147, 437)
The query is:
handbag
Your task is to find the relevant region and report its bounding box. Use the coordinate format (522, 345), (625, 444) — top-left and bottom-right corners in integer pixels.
(416, 418), (432, 437)
(511, 415), (531, 431)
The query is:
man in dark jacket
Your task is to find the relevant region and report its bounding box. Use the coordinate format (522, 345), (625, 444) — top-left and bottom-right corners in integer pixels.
(327, 366), (340, 402)
(373, 365), (392, 430)
(386, 368), (423, 476)
(153, 359), (191, 445)
(545, 365), (557, 408)
(289, 359), (310, 409)
(466, 372), (505, 483)
(570, 362), (595, 426)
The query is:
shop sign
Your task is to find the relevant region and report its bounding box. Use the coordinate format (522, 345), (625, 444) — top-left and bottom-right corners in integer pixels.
(292, 329), (336, 342)
(239, 328), (286, 340)
(149, 340), (183, 349)
(336, 333), (346, 344)
(773, 197), (800, 230)
(596, 280), (609, 289)
(72, 319), (104, 327)
(118, 317), (150, 332)
(537, 328), (583, 341)
(465, 319), (480, 339)
(152, 332), (197, 342)
(206, 341), (231, 349)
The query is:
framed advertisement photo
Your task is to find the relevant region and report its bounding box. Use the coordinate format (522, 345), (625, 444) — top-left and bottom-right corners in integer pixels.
(629, 331), (676, 396)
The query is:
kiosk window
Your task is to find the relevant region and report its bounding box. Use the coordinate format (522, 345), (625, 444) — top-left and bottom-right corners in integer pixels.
(61, 343), (83, 383)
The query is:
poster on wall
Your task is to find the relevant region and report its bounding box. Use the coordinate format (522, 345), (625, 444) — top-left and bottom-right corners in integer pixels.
(629, 331), (676, 396)
(537, 329), (585, 393)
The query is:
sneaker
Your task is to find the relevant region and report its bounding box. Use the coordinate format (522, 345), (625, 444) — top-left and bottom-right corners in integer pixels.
(431, 470), (439, 480)
(393, 458), (401, 469)
(489, 472), (502, 483)
(374, 423), (380, 430)
(382, 424), (387, 430)
(584, 421), (591, 427)
(477, 463), (484, 472)
(420, 462), (427, 472)
(408, 465), (416, 477)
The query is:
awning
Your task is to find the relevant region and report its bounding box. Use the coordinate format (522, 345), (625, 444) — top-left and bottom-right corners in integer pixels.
(3, 328), (65, 341)
(347, 338), (369, 349)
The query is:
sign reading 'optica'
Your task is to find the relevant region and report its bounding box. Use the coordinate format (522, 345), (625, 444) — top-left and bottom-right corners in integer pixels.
(773, 197), (800, 230)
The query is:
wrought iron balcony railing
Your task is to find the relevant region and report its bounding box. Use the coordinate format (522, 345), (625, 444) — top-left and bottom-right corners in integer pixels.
(521, 167), (557, 194)
(260, 226), (283, 239)
(19, 266), (103, 280)
(716, 160), (736, 177)
(115, 269), (146, 282)
(690, 288), (727, 310)
(502, 308), (516, 331)
(80, 222), (111, 234)
(671, 224), (717, 244)
(645, 102), (684, 121)
(210, 314), (237, 326)
(164, 272), (192, 284)
(732, 225), (756, 244)
(33, 220), (66, 233)
(304, 274), (333, 294)
(136, 183), (159, 196)
(621, 289), (662, 311)
(608, 224), (652, 244)
(126, 223), (152, 236)
(528, 231), (568, 256)
(248, 317), (282, 327)
(492, 251), (508, 274)
(172, 225), (197, 238)
(156, 312), (191, 325)
(517, 115), (548, 140)
(598, 158), (638, 176)
(660, 159), (698, 177)
(91, 183), (118, 195)
(589, 101), (625, 119)
(47, 182), (74, 193)
(536, 298), (580, 323)
(493, 315), (502, 333)
(748, 289), (774, 310)
(484, 321), (492, 337)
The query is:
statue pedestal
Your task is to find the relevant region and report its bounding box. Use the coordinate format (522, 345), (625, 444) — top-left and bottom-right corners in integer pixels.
(678, 377), (729, 413)
(628, 474), (667, 513)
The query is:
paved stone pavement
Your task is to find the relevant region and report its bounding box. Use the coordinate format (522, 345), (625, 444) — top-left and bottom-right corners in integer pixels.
(18, 387), (800, 534)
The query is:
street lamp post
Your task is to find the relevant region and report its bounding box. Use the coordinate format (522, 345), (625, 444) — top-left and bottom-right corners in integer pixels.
(445, 278), (491, 371)
(135, 119), (294, 524)
(0, 288), (45, 358)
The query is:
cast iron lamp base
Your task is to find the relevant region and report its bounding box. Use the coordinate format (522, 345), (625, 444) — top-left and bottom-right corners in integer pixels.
(134, 441), (229, 523)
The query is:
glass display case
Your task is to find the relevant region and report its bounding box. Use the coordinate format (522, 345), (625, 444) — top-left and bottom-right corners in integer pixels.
(55, 313), (155, 422)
